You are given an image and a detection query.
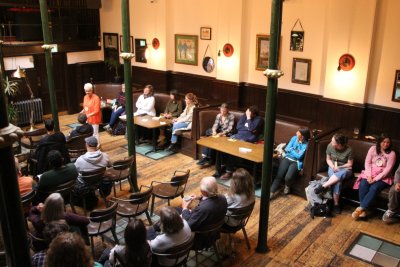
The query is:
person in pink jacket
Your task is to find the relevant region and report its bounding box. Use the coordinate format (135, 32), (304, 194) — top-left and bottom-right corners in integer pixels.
(352, 134), (396, 219)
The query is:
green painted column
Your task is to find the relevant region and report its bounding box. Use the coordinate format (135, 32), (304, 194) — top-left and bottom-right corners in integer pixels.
(121, 0), (138, 192)
(39, 0), (60, 132)
(256, 0), (284, 253)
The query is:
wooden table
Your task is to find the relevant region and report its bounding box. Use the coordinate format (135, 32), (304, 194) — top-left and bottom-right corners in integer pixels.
(120, 114), (172, 154)
(197, 136), (265, 183)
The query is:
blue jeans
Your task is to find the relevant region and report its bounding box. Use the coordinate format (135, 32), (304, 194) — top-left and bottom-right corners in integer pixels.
(171, 122), (189, 144)
(359, 179), (389, 210)
(109, 107), (125, 127)
(328, 167), (352, 194)
(270, 158), (298, 193)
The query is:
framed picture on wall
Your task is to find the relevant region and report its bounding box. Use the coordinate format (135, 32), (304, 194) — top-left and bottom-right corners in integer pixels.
(256, 35), (270, 70)
(175, 34), (198, 65)
(200, 27), (212, 40)
(292, 58), (311, 85)
(119, 35), (134, 53)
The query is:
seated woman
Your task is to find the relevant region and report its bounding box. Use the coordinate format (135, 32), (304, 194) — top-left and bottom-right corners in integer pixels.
(149, 206), (192, 267)
(134, 84), (156, 116)
(66, 113), (93, 141)
(314, 133), (353, 214)
(28, 193), (89, 242)
(157, 90), (183, 146)
(218, 106), (264, 180)
(270, 128), (310, 199)
(225, 168), (255, 226)
(103, 84), (126, 133)
(104, 218), (151, 267)
(197, 103), (235, 167)
(352, 133), (396, 219)
(166, 93), (198, 152)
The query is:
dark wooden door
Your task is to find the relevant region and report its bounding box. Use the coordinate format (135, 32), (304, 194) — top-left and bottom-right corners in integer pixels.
(33, 53), (68, 115)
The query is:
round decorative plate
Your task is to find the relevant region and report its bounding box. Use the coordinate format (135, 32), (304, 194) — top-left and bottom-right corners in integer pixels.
(223, 43), (234, 57)
(338, 54), (355, 71)
(152, 38), (160, 49)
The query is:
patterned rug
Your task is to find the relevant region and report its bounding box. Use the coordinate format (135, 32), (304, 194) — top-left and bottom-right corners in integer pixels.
(122, 144), (174, 160)
(217, 178), (261, 198)
(345, 233), (400, 266)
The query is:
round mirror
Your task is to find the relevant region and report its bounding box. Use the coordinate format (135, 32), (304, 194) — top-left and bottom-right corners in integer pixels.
(202, 56), (215, 73)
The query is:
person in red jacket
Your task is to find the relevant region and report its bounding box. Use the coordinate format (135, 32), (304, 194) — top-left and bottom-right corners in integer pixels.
(81, 83), (101, 143)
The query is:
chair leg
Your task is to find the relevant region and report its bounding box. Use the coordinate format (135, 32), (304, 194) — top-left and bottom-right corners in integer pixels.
(111, 228), (119, 244)
(213, 242), (221, 263)
(90, 236), (95, 256)
(113, 183), (117, 197)
(167, 199), (170, 206)
(242, 228), (251, 250)
(145, 211), (153, 225)
(150, 195), (155, 216)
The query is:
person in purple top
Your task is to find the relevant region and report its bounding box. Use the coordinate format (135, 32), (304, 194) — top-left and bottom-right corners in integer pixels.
(104, 84), (126, 132)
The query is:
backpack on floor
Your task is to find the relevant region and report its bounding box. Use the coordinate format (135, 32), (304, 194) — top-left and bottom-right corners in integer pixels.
(112, 122), (126, 136)
(305, 178), (332, 219)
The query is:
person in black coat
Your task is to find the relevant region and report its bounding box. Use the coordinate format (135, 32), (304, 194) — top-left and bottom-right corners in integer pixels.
(34, 119), (70, 175)
(181, 176), (228, 249)
(66, 113), (94, 141)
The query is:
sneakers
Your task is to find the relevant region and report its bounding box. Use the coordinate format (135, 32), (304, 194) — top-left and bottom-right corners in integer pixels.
(334, 205), (341, 214)
(314, 184), (325, 195)
(352, 207), (367, 219)
(196, 157), (208, 166)
(103, 124), (111, 130)
(270, 192), (277, 200)
(382, 210), (396, 223)
(165, 143), (178, 152)
(284, 185), (290, 195)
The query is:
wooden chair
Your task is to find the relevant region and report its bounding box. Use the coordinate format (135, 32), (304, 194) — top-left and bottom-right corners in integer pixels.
(150, 170), (190, 216)
(66, 133), (92, 162)
(36, 179), (77, 214)
(220, 201), (255, 250)
(21, 190), (36, 229)
(103, 155), (135, 197)
(75, 167), (107, 215)
(192, 219), (225, 266)
(152, 233), (195, 267)
(87, 201), (119, 256)
(112, 185), (153, 225)
(20, 128), (47, 152)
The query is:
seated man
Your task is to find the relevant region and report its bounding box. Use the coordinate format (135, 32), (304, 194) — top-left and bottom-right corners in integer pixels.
(382, 164), (400, 223)
(35, 150), (78, 203)
(217, 106), (264, 179)
(66, 113), (93, 141)
(15, 156), (34, 195)
(181, 176), (227, 249)
(35, 119), (70, 175)
(72, 136), (112, 208)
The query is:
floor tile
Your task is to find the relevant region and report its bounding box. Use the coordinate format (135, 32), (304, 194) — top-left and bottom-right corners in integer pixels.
(357, 235), (383, 251)
(349, 244), (376, 262)
(371, 252), (399, 267)
(379, 242), (400, 259)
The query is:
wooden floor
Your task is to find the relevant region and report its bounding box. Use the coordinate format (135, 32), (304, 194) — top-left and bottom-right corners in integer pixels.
(56, 114), (400, 266)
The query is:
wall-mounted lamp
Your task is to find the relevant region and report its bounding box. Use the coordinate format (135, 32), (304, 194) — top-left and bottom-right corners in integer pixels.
(337, 54), (355, 71)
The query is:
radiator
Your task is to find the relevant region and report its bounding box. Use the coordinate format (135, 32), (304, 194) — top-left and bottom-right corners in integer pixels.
(14, 98), (43, 126)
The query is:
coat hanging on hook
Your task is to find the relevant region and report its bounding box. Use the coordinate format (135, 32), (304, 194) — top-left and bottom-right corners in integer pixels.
(290, 19), (304, 52)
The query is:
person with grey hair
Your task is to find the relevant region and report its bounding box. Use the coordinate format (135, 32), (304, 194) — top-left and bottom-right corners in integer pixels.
(81, 83), (101, 142)
(28, 193), (89, 240)
(181, 176), (227, 248)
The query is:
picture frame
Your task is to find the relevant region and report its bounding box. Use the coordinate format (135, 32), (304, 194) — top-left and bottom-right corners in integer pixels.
(256, 35), (270, 70)
(119, 35), (134, 53)
(103, 32), (119, 51)
(200, 27), (212, 40)
(175, 34), (198, 65)
(392, 70), (400, 102)
(292, 58), (311, 85)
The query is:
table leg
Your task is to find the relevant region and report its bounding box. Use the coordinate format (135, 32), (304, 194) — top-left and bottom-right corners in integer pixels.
(145, 128), (158, 155)
(253, 162), (260, 187)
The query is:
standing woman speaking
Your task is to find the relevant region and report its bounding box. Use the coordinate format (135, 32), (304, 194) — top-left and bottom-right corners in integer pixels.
(81, 83), (101, 143)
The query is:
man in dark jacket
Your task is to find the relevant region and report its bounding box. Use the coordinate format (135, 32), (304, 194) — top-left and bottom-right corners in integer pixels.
(181, 176), (227, 249)
(66, 113), (93, 141)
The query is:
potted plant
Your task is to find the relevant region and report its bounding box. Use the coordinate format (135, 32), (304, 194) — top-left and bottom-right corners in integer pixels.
(2, 76), (20, 123)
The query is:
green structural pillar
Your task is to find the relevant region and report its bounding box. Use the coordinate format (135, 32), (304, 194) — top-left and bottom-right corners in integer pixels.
(256, 0), (284, 253)
(121, 0), (138, 192)
(39, 0), (60, 132)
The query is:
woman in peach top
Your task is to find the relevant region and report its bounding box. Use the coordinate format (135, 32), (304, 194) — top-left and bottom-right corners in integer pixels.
(81, 83), (101, 142)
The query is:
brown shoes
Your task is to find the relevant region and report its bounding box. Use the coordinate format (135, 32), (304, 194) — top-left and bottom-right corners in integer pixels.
(352, 207), (367, 219)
